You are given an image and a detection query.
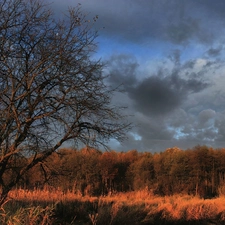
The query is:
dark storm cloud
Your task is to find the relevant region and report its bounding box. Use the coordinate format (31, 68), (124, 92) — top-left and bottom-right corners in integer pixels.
(107, 54), (210, 117)
(129, 75), (182, 116)
(129, 72), (209, 116)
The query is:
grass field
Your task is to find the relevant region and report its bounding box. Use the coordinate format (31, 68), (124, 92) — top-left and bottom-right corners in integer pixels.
(1, 188), (225, 224)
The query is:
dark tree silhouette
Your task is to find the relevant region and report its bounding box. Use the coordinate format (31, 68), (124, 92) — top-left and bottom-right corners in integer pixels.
(0, 0), (130, 204)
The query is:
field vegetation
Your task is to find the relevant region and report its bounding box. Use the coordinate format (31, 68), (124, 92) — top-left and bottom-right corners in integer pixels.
(2, 188), (225, 224)
(7, 145), (225, 198)
(2, 145), (225, 224)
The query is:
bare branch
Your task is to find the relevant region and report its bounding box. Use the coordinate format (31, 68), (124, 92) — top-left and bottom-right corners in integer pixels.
(0, 0), (131, 202)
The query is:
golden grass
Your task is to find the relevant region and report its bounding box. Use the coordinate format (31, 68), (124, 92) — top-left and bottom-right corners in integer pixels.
(8, 188), (98, 203)
(6, 188), (225, 223)
(144, 194), (225, 222)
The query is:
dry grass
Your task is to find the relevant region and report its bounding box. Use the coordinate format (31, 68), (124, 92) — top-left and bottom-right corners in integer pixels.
(8, 188), (98, 203)
(144, 194), (225, 222)
(5, 188), (225, 224)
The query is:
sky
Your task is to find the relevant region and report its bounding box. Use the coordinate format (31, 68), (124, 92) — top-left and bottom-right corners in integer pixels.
(51, 0), (225, 152)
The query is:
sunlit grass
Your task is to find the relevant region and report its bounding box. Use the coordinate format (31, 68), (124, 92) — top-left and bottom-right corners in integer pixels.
(8, 187), (98, 203)
(3, 188), (225, 224)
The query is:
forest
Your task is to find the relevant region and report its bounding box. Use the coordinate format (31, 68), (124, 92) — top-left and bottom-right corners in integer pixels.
(6, 145), (225, 199)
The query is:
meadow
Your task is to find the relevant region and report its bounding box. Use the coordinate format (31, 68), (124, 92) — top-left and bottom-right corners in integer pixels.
(1, 188), (225, 224)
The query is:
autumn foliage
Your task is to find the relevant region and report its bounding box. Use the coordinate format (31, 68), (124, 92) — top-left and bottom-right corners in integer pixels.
(4, 145), (225, 199)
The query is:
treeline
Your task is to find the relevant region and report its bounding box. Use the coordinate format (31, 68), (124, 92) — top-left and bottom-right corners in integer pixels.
(5, 146), (225, 198)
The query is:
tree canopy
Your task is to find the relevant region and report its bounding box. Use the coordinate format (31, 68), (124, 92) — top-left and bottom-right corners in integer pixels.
(8, 145), (225, 199)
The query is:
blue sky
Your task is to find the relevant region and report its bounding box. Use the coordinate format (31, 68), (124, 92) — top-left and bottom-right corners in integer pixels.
(52, 0), (225, 152)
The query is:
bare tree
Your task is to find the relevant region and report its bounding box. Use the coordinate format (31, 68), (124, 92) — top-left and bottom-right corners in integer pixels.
(0, 0), (130, 204)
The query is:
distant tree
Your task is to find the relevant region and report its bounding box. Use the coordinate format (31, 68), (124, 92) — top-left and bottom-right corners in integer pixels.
(0, 0), (130, 204)
(114, 151), (136, 192)
(74, 147), (102, 196)
(99, 151), (118, 195)
(128, 152), (155, 191)
(169, 149), (192, 194)
(214, 148), (225, 196)
(153, 147), (182, 195)
(189, 146), (216, 198)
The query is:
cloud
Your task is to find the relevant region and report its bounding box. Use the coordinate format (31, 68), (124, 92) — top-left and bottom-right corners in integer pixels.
(107, 54), (210, 117)
(198, 109), (216, 127)
(50, 0), (225, 46)
(105, 53), (224, 151)
(106, 54), (138, 89)
(215, 112), (225, 141)
(166, 19), (200, 44)
(128, 74), (183, 116)
(49, 0), (225, 152)
(207, 47), (222, 57)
